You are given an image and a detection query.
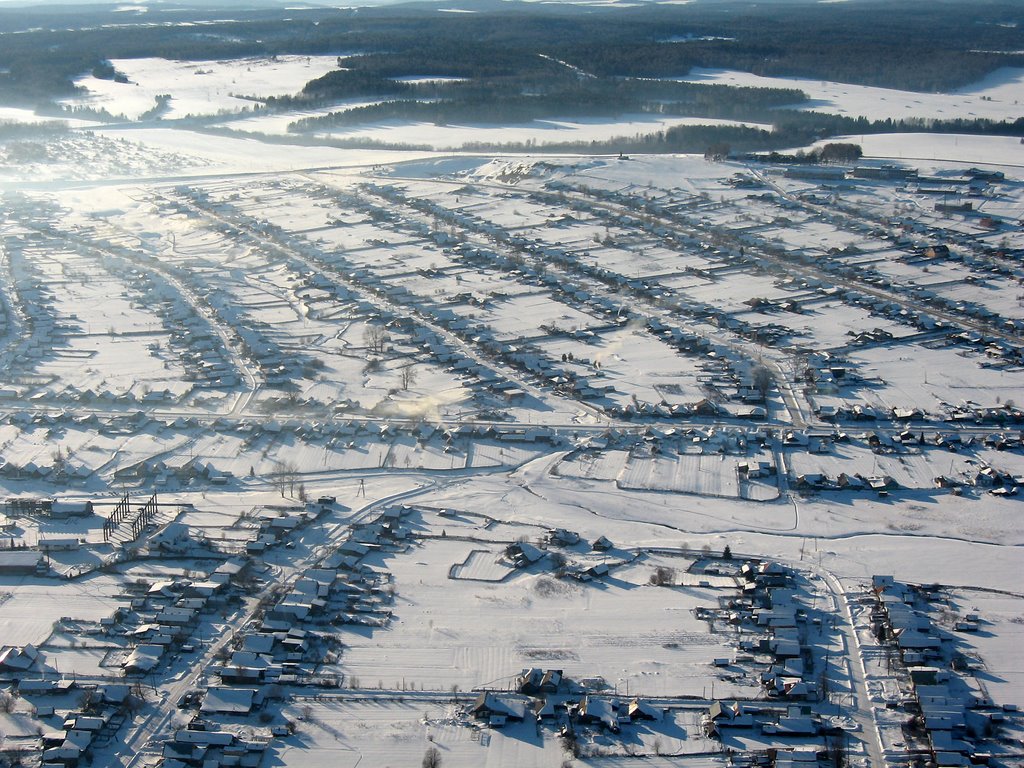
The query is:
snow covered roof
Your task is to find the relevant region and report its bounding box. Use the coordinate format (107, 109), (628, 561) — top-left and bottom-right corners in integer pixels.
(201, 687), (256, 714)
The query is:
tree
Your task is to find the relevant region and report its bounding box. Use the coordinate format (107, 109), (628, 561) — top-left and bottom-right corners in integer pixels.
(818, 142), (862, 165)
(277, 460), (300, 498)
(723, 545), (732, 560)
(422, 746), (442, 768)
(650, 566), (676, 586)
(752, 366), (773, 402)
(400, 364), (417, 391)
(363, 324), (389, 354)
(704, 141), (731, 161)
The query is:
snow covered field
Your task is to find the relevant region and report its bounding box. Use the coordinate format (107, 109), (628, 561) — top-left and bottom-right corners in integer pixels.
(64, 56), (343, 120)
(681, 67), (1024, 123)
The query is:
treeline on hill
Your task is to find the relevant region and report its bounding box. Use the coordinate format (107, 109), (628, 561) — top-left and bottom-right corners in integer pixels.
(0, 121), (69, 142)
(284, 79), (807, 132)
(457, 114), (1024, 156)
(0, 0), (1021, 106)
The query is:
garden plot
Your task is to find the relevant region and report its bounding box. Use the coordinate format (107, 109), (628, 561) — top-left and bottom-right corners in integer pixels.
(64, 56), (342, 120)
(451, 549), (518, 581)
(325, 238), (437, 275)
(336, 536), (751, 699)
(788, 442), (970, 490)
(736, 299), (916, 350)
(389, 267), (534, 307)
(207, 178), (337, 219)
(942, 591), (1024, 708)
(475, 293), (608, 341)
(526, 220), (626, 251)
(844, 342), (1024, 412)
(40, 646), (111, 678)
(925, 277), (1024, 321)
(867, 255), (972, 287)
(619, 453), (742, 498)
(452, 193), (564, 230)
(683, 271), (803, 314)
(557, 449), (631, 482)
(0, 574), (122, 647)
(16, 246), (187, 400)
(0, 423), (109, 478)
(0, 422), (190, 481)
(758, 216), (867, 256)
(561, 156), (734, 197)
(577, 242), (705, 283)
(100, 428), (196, 474)
(0, 133), (204, 183)
(468, 443), (550, 469)
(278, 698), (556, 768)
(820, 132), (1024, 167)
(535, 331), (707, 408)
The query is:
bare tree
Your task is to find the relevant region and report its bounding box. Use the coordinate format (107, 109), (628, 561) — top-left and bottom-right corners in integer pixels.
(422, 746), (442, 768)
(363, 325), (389, 354)
(274, 460), (300, 498)
(400, 364), (417, 391)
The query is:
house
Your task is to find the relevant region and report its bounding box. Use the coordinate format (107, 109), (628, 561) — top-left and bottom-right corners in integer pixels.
(0, 550), (43, 574)
(174, 729), (235, 747)
(627, 698), (661, 721)
(18, 678), (75, 695)
(48, 500), (94, 518)
(506, 542), (545, 567)
(152, 522), (192, 554)
(517, 668), (562, 695)
(547, 529), (580, 546)
(211, 559), (250, 585)
(577, 696), (619, 732)
(467, 693), (528, 727)
(0, 644), (40, 671)
(220, 651), (273, 683)
(123, 644), (164, 673)
(201, 687), (259, 715)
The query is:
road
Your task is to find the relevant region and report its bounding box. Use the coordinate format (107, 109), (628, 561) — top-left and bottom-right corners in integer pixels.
(818, 568), (889, 768)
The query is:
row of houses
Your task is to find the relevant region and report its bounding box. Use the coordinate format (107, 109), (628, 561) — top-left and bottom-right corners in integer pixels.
(870, 576), (1012, 768)
(468, 685), (663, 734)
(122, 560), (249, 674)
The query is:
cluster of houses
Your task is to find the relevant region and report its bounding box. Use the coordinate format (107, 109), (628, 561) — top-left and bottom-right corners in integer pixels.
(356, 182), (799, 413)
(122, 559), (250, 674)
(466, 668), (664, 735)
(730, 562), (820, 702)
(159, 722), (271, 768)
(504, 528), (617, 579)
(793, 472), (898, 496)
(35, 683), (137, 766)
(870, 576), (1014, 768)
(156, 508), (421, 764)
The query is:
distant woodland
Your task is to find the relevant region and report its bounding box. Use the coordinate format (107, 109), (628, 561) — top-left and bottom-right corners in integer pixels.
(0, 0), (1021, 152)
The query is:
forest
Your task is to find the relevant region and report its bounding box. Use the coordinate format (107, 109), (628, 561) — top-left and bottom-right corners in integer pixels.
(0, 0), (1020, 159)
(0, 0), (1020, 107)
